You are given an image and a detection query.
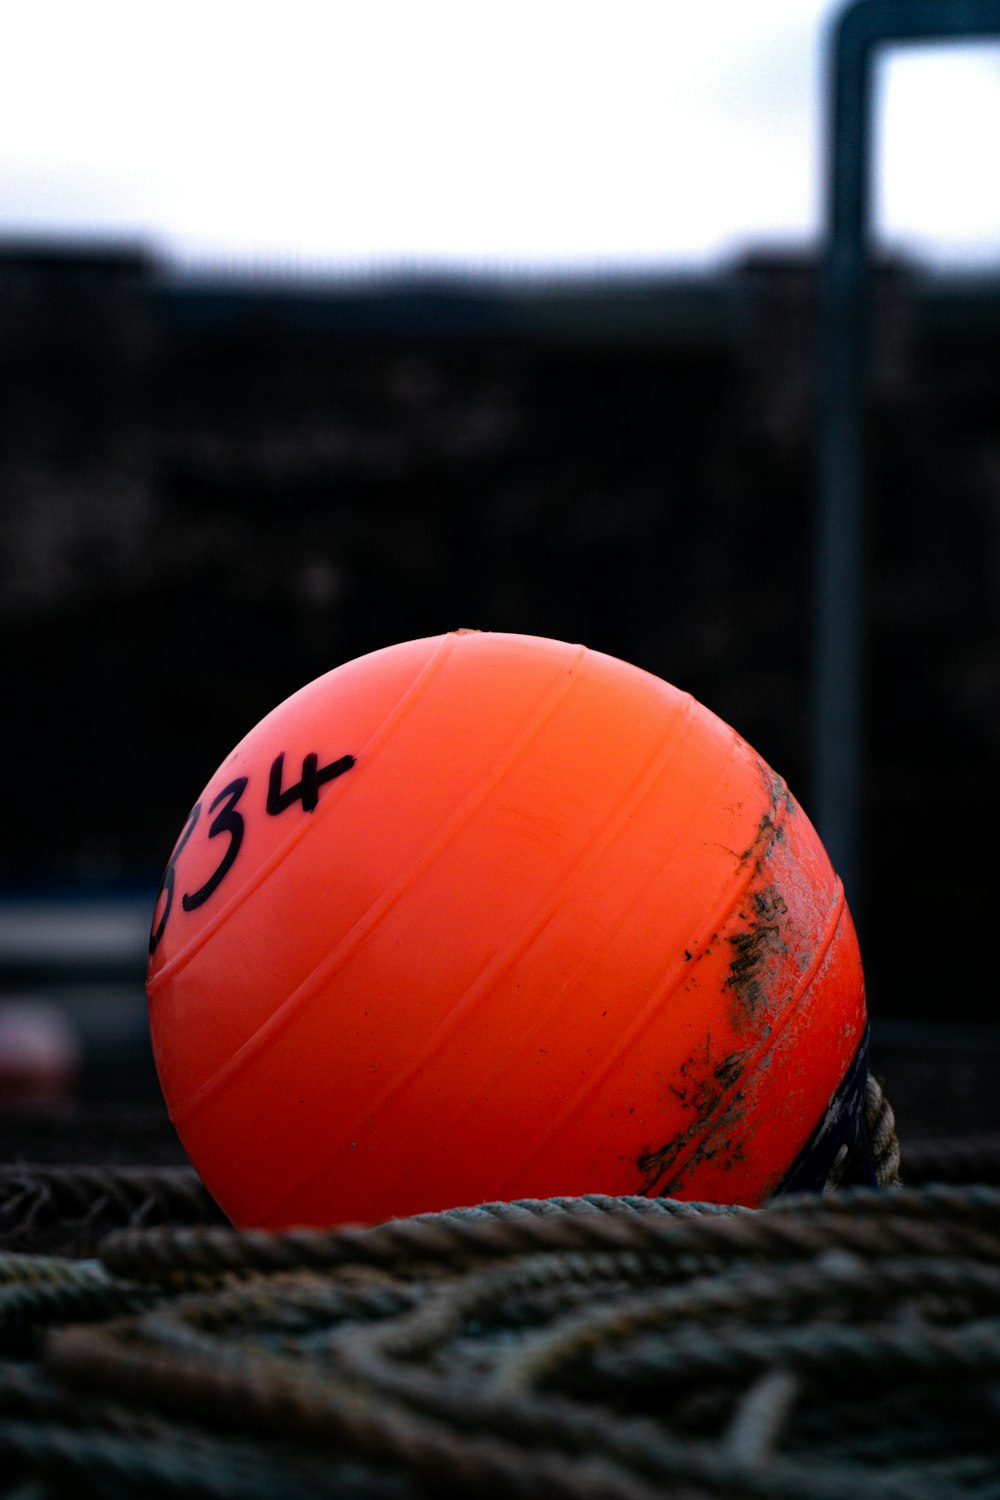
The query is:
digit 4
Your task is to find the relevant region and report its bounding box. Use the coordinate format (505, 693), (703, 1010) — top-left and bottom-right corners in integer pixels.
(267, 751), (355, 815)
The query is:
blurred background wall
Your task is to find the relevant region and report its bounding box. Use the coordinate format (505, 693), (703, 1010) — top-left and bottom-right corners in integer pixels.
(1, 1), (998, 1100)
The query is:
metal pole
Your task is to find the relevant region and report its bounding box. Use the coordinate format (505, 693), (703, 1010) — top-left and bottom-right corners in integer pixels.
(813, 2), (872, 912)
(813, 0), (1000, 919)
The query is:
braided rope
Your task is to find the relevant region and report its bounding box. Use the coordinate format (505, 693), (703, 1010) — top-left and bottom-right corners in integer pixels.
(45, 1327), (681, 1500)
(0, 1164), (218, 1222)
(486, 1258), (1000, 1394)
(902, 1135), (1000, 1187)
(45, 1298), (998, 1500)
(23, 1187), (996, 1499)
(0, 1164), (225, 1260)
(98, 1186), (1000, 1283)
(0, 1256), (161, 1357)
(1, 1252), (107, 1286)
(98, 1195), (739, 1279)
(864, 1075), (902, 1188)
(0, 1417), (418, 1500)
(4, 1075), (1000, 1499)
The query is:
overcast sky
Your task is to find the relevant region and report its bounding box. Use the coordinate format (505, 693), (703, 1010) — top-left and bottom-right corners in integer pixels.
(1, 0), (998, 278)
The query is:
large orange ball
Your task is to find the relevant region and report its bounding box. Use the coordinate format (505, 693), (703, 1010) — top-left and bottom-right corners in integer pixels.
(147, 631), (866, 1227)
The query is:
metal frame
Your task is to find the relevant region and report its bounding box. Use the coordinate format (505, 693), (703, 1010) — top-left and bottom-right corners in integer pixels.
(813, 0), (1000, 908)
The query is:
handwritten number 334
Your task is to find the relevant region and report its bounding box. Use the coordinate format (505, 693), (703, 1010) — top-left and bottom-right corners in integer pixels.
(149, 751), (355, 955)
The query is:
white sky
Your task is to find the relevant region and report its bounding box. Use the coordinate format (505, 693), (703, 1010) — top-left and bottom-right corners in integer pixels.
(0, 0), (998, 278)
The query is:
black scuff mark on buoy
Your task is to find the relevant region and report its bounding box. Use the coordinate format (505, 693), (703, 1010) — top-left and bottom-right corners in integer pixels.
(713, 1051), (744, 1091)
(724, 884), (790, 1031)
(637, 766), (796, 1197)
(739, 762), (796, 869)
(636, 1031), (748, 1195)
(636, 1089), (748, 1197)
(636, 1121), (707, 1194)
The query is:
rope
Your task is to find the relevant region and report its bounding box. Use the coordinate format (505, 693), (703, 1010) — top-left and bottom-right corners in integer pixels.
(863, 1074), (902, 1188)
(0, 1418), (417, 1500)
(99, 1195), (746, 1280)
(902, 1135), (1000, 1187)
(4, 1186), (990, 1499)
(98, 1185), (1000, 1283)
(0, 1164), (225, 1258)
(0, 1271), (158, 1357)
(3, 1074), (1000, 1498)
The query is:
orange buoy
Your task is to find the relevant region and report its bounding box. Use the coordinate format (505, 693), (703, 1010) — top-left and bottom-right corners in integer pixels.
(147, 631), (867, 1227)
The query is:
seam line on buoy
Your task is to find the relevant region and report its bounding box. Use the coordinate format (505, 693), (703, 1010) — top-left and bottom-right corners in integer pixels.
(168, 642), (589, 1136)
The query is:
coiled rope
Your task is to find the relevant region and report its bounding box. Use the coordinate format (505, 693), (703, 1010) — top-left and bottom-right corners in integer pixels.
(0, 1164), (225, 1259)
(3, 1085), (1000, 1499)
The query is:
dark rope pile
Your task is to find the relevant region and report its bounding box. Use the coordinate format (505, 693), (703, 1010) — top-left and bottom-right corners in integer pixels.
(3, 1187), (1000, 1498)
(0, 1165), (226, 1259)
(3, 1093), (1000, 1499)
(902, 1136), (1000, 1188)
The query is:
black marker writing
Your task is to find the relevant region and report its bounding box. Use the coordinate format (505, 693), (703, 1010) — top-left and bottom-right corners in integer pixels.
(267, 751), (356, 815)
(182, 777), (249, 912)
(149, 802), (201, 956)
(149, 750), (356, 954)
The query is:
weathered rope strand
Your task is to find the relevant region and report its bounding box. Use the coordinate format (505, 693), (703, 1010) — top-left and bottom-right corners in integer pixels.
(0, 1164), (221, 1225)
(863, 1075), (902, 1188)
(98, 1195), (741, 1280)
(0, 1256), (160, 1355)
(902, 1135), (1000, 1187)
(99, 1186), (1000, 1283)
(45, 1327), (684, 1500)
(0, 1417), (417, 1500)
(45, 1312), (1000, 1500)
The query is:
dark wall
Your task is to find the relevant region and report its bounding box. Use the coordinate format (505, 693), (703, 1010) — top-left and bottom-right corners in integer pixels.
(2, 245), (998, 1023)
